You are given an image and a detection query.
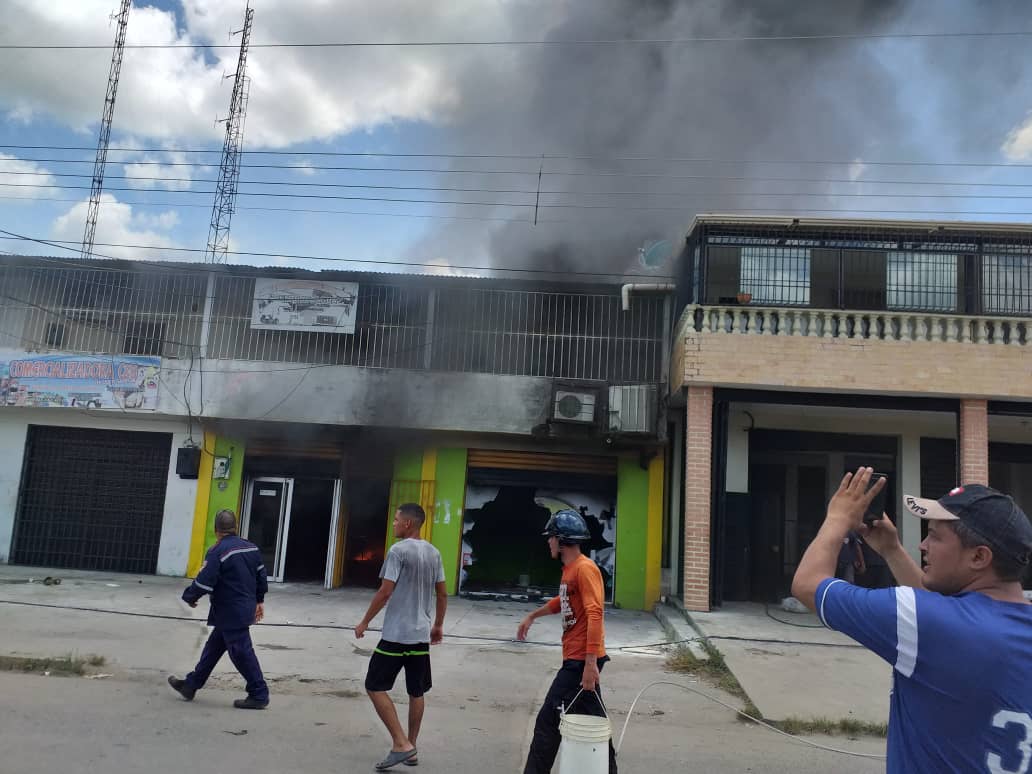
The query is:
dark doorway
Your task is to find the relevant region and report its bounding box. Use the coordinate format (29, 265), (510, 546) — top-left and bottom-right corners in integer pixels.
(343, 475), (391, 588)
(749, 465), (786, 603)
(740, 431), (898, 603)
(283, 479), (335, 583)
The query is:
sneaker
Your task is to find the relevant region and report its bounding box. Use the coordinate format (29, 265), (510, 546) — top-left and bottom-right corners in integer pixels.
(233, 696), (269, 710)
(167, 675), (196, 701)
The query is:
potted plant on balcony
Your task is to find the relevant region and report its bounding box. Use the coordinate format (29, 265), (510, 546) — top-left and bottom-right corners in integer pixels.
(736, 291), (752, 305)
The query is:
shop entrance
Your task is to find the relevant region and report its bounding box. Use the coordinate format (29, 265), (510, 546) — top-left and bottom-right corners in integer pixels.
(461, 450), (618, 602)
(241, 476), (340, 584)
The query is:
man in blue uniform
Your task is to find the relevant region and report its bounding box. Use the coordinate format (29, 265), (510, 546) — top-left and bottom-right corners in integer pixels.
(168, 509), (270, 709)
(793, 468), (1032, 773)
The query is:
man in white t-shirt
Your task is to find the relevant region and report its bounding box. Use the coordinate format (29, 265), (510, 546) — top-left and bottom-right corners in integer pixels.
(356, 503), (447, 771)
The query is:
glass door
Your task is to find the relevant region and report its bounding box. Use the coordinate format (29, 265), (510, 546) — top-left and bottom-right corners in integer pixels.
(241, 477), (294, 582)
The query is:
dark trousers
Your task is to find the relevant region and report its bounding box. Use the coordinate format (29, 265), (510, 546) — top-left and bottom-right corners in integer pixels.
(185, 627), (268, 702)
(524, 658), (618, 774)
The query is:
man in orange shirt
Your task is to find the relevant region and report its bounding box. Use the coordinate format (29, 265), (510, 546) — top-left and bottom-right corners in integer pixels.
(517, 509), (618, 773)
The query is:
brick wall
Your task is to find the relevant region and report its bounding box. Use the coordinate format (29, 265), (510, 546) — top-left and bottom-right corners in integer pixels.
(678, 332), (1032, 400)
(959, 399), (989, 484)
(683, 385), (713, 612)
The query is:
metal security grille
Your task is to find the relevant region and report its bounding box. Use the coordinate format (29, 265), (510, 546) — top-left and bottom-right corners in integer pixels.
(11, 426), (172, 573)
(886, 252), (958, 312)
(984, 254), (1032, 315)
(739, 247), (811, 305)
(0, 263), (205, 359)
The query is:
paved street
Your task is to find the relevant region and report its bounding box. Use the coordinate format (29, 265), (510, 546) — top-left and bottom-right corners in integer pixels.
(0, 569), (887, 772)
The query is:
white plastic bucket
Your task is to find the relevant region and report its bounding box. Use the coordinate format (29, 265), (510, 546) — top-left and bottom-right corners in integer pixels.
(558, 693), (611, 774)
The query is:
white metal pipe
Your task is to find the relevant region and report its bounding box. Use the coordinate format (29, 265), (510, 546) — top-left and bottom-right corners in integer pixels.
(621, 283), (675, 311)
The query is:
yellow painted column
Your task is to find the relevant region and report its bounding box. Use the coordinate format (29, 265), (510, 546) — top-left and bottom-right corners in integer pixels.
(186, 431), (216, 577)
(644, 454), (665, 609)
(419, 448), (438, 541)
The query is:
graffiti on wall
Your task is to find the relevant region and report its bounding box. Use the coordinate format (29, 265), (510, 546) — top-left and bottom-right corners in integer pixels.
(460, 484), (616, 603)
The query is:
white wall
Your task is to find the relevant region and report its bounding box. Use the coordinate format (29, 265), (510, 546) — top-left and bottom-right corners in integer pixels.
(0, 409), (197, 576)
(0, 419), (28, 564)
(725, 411), (750, 493)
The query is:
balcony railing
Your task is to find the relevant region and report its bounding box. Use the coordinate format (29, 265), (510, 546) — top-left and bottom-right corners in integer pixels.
(689, 303), (1031, 346)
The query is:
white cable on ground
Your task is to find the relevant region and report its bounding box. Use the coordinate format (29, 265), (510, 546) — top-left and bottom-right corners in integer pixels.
(615, 681), (887, 761)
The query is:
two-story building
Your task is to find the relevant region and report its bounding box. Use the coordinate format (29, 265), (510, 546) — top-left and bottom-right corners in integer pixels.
(0, 255), (673, 611)
(670, 216), (1032, 611)
(6, 214), (1031, 615)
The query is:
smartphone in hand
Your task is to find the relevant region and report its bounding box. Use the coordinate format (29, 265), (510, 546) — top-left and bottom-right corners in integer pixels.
(863, 472), (889, 525)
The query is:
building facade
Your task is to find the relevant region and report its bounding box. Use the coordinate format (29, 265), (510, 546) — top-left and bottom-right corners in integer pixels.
(0, 256), (672, 610)
(670, 216), (1032, 611)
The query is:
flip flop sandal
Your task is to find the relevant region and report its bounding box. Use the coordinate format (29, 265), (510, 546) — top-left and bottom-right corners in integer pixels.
(375, 749), (417, 770)
(403, 756), (419, 766)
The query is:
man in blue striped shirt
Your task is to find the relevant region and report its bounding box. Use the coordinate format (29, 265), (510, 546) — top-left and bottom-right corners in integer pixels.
(793, 469), (1032, 773)
(168, 509), (269, 709)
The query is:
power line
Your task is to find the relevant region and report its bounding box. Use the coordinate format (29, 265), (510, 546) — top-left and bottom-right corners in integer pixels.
(7, 193), (1032, 226)
(5, 144), (1032, 169)
(14, 170), (1032, 199)
(14, 180), (1032, 212)
(2, 29), (1032, 50)
(7, 188), (1032, 226)
(0, 228), (676, 279)
(8, 158), (1032, 192)
(0, 194), (542, 223)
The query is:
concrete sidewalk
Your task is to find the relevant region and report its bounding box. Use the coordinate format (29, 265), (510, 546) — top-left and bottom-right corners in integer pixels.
(0, 564), (668, 653)
(685, 601), (891, 725)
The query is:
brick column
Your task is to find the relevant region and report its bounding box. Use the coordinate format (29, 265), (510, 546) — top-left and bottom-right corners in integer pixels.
(959, 399), (989, 485)
(683, 385), (713, 612)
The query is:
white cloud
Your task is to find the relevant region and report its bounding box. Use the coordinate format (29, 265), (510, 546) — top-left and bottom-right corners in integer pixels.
(1002, 112), (1032, 161)
(0, 0), (511, 148)
(132, 210), (180, 231)
(122, 150), (198, 190)
(0, 154), (59, 199)
(848, 158), (868, 182)
(51, 194), (181, 259)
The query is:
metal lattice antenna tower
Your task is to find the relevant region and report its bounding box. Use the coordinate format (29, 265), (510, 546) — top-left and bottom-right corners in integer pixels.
(81, 0), (132, 260)
(206, 4), (255, 264)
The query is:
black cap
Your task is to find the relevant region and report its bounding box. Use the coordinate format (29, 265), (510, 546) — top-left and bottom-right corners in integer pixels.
(903, 485), (1032, 566)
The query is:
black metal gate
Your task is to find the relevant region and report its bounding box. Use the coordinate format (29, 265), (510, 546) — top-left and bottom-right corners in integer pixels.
(11, 425), (172, 573)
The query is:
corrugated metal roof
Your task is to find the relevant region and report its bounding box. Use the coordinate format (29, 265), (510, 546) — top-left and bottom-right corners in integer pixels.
(0, 253), (673, 293)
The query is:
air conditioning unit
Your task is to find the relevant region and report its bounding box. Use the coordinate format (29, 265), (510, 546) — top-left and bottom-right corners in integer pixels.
(608, 385), (657, 434)
(552, 389), (597, 424)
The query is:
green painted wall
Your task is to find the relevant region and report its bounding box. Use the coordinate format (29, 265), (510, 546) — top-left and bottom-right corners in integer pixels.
(431, 448), (468, 595)
(615, 455), (650, 610)
(394, 450), (423, 482)
(203, 436), (246, 553)
(386, 450), (427, 552)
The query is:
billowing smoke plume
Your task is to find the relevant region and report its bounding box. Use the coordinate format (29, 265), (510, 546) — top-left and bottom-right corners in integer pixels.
(408, 0), (1031, 276)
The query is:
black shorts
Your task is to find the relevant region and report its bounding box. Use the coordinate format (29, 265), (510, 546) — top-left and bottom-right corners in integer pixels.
(364, 640), (432, 697)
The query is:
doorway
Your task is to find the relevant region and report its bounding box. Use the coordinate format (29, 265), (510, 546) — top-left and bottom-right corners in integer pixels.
(283, 479), (336, 582)
(241, 477), (293, 582)
(241, 476), (339, 584)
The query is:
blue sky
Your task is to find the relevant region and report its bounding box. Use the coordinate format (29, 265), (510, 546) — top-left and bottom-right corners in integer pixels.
(2, 0), (1032, 277)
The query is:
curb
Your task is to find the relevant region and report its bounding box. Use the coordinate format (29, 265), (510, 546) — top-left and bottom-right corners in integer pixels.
(653, 602), (709, 661)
